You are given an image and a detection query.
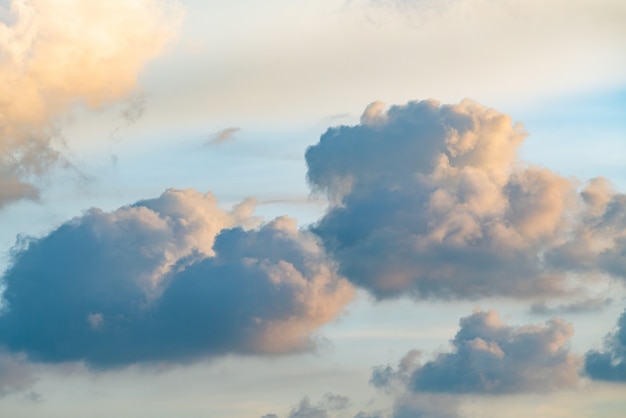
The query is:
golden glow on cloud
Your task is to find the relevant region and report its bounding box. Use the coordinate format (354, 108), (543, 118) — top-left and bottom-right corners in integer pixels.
(0, 0), (183, 206)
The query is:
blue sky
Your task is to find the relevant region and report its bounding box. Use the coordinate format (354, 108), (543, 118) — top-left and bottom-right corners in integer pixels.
(1, 1), (626, 417)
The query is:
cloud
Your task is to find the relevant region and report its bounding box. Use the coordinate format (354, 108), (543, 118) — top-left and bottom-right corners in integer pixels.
(0, 189), (354, 367)
(287, 398), (331, 418)
(0, 0), (183, 208)
(362, 0), (453, 19)
(353, 412), (385, 418)
(584, 308), (626, 382)
(529, 297), (613, 316)
(391, 394), (461, 418)
(207, 127), (241, 145)
(0, 349), (36, 397)
(306, 99), (626, 300)
(263, 394), (351, 418)
(371, 309), (580, 394)
(119, 92), (148, 127)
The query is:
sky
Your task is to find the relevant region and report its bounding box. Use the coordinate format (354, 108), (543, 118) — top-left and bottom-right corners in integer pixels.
(0, 0), (626, 417)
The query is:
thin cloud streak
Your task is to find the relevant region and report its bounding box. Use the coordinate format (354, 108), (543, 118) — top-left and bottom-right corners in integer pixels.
(206, 127), (241, 146)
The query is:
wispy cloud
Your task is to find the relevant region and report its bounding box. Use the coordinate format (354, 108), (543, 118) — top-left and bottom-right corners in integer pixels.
(206, 127), (241, 146)
(529, 297), (613, 316)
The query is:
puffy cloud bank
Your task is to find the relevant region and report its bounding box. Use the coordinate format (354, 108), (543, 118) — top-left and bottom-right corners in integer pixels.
(371, 310), (579, 395)
(306, 99), (626, 300)
(0, 0), (182, 207)
(0, 189), (354, 367)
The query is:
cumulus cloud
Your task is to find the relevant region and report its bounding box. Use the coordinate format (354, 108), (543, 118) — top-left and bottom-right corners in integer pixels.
(371, 309), (580, 394)
(585, 308), (626, 382)
(306, 99), (626, 300)
(0, 0), (182, 208)
(0, 189), (354, 367)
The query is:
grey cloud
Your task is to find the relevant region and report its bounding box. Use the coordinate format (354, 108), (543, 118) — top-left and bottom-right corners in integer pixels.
(24, 391), (44, 403)
(263, 394), (351, 418)
(109, 92), (148, 140)
(392, 394), (460, 418)
(320, 393), (351, 410)
(584, 309), (626, 382)
(371, 350), (420, 391)
(0, 189), (353, 368)
(120, 92), (147, 126)
(306, 99), (626, 300)
(529, 297), (613, 316)
(288, 398), (329, 418)
(0, 349), (37, 397)
(270, 392), (455, 418)
(372, 310), (580, 395)
(353, 412), (385, 418)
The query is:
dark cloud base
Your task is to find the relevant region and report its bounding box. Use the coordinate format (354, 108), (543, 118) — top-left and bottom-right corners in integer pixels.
(0, 190), (352, 368)
(585, 309), (626, 382)
(372, 310), (579, 395)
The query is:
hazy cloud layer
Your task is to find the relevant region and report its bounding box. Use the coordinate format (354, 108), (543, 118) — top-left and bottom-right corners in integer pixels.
(0, 0), (182, 207)
(371, 310), (579, 394)
(0, 349), (36, 397)
(585, 308), (626, 382)
(0, 189), (354, 367)
(529, 297), (613, 316)
(306, 99), (626, 300)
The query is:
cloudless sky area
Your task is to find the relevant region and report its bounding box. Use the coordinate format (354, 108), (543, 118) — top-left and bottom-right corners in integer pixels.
(1, 1), (626, 417)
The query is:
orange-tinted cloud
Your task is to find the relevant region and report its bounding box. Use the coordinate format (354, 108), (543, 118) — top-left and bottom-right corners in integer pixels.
(0, 0), (183, 207)
(306, 99), (625, 300)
